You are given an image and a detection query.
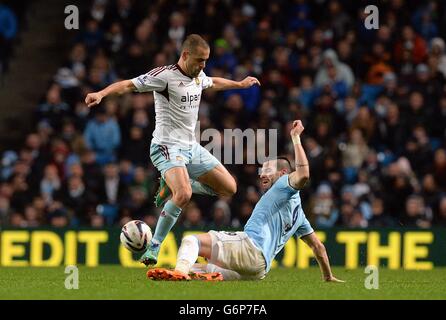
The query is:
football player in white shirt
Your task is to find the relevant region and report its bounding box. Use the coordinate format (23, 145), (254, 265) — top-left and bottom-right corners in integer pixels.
(85, 34), (260, 265)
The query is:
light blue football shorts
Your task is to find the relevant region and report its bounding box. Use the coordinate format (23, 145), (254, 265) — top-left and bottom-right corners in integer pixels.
(150, 141), (221, 180)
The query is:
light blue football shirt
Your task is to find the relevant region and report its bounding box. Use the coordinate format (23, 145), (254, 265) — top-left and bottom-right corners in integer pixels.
(244, 174), (314, 272)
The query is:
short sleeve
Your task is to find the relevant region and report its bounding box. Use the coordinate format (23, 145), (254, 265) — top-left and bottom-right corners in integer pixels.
(272, 175), (299, 196)
(199, 71), (213, 89)
(131, 67), (168, 93)
(295, 218), (314, 238)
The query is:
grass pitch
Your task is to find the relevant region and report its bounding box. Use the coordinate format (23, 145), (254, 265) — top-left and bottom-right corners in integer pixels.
(0, 266), (445, 300)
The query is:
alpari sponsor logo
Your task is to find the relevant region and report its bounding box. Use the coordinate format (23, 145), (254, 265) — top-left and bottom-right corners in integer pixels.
(181, 92), (201, 106)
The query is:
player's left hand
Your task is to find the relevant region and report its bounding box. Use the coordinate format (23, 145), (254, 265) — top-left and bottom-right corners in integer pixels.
(239, 76), (261, 88)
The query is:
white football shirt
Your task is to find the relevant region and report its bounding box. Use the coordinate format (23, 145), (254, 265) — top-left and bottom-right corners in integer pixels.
(131, 64), (213, 148)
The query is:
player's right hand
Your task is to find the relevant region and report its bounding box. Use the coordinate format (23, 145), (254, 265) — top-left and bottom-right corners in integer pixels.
(290, 120), (305, 137)
(85, 92), (103, 108)
(239, 76), (261, 88)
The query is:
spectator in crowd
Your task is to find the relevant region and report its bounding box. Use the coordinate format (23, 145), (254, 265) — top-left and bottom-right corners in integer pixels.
(0, 3), (18, 74)
(433, 149), (446, 189)
(91, 214), (105, 228)
(402, 194), (432, 228)
(208, 199), (231, 229)
(100, 162), (126, 201)
(40, 164), (61, 206)
(9, 212), (26, 227)
(36, 85), (71, 131)
(311, 183), (339, 228)
(434, 196), (446, 226)
(23, 204), (41, 227)
(120, 126), (149, 166)
(48, 207), (70, 228)
(1, 151), (18, 181)
(315, 49), (355, 91)
(182, 203), (205, 229)
(349, 208), (368, 228)
(368, 197), (396, 227)
(394, 25), (428, 66)
(412, 3), (438, 42)
(231, 201), (253, 228)
(341, 128), (370, 182)
(222, 65), (261, 114)
(0, 196), (11, 225)
(125, 187), (151, 220)
(129, 166), (152, 196)
(84, 106), (121, 165)
(55, 175), (95, 225)
(429, 37), (446, 78)
(421, 173), (440, 210)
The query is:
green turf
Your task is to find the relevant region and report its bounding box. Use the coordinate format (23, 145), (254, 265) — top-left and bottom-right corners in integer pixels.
(0, 266), (445, 300)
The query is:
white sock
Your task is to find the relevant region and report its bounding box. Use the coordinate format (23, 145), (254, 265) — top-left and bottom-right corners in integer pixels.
(190, 263), (207, 273)
(175, 235), (199, 274)
(206, 263), (241, 281)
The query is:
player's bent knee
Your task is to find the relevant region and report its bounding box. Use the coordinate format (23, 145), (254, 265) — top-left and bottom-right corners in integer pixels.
(173, 187), (192, 206)
(228, 180), (237, 195)
(221, 178), (237, 196)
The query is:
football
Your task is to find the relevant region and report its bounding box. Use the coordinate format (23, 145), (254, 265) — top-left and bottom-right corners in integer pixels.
(120, 220), (152, 253)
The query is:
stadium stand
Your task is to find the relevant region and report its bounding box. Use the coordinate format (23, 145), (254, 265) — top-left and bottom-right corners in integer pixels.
(0, 0), (445, 230)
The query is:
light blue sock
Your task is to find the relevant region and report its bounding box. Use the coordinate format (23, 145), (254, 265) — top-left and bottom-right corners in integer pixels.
(190, 179), (217, 196)
(152, 200), (182, 244)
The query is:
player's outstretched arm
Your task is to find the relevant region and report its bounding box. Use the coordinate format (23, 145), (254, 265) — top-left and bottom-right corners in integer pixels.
(210, 76), (260, 91)
(85, 80), (136, 107)
(301, 233), (345, 283)
(288, 120), (310, 189)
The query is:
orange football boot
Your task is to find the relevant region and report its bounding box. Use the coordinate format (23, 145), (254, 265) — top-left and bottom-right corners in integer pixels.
(147, 268), (191, 281)
(189, 272), (224, 281)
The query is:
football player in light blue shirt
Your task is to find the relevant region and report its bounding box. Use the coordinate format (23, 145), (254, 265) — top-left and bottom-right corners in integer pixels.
(148, 120), (344, 282)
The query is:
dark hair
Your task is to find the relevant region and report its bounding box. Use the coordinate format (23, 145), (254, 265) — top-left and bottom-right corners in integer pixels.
(276, 156), (292, 172)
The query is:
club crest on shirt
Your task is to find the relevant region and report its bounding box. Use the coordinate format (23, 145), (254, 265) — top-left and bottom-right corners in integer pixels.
(194, 78), (200, 86)
(139, 75), (150, 85)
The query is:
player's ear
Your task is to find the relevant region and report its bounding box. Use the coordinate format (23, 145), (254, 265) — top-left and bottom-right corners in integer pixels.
(280, 168), (289, 176)
(181, 50), (189, 60)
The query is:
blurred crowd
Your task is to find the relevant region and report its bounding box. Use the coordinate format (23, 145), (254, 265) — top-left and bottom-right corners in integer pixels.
(1, 0), (446, 230)
(0, 1), (25, 78)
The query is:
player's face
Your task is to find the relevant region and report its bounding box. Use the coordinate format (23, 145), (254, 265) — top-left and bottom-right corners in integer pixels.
(185, 46), (210, 77)
(259, 160), (281, 192)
